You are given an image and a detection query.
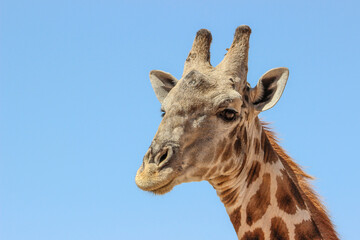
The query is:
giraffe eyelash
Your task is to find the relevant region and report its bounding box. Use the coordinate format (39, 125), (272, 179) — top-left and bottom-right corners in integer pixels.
(160, 109), (165, 117)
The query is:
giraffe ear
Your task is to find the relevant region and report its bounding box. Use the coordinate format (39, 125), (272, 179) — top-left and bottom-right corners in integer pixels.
(250, 67), (289, 112)
(149, 70), (178, 104)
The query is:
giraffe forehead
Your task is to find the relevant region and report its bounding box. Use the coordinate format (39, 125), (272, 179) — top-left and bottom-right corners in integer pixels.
(163, 77), (242, 112)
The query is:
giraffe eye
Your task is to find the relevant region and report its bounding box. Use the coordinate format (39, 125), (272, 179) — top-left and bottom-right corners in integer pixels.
(219, 109), (238, 122)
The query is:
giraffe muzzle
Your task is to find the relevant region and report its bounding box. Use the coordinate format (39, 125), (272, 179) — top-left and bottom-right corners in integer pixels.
(135, 145), (179, 194)
(142, 144), (176, 167)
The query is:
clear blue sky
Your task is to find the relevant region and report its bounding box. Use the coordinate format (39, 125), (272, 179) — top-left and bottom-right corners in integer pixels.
(1, 1), (359, 239)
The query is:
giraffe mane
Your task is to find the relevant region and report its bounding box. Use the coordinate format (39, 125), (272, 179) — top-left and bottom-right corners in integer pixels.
(261, 121), (339, 240)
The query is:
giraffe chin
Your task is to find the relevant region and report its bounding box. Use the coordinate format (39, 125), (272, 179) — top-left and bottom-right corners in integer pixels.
(150, 179), (175, 195)
(136, 177), (176, 195)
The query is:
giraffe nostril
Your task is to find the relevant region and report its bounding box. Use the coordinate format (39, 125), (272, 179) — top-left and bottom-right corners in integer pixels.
(159, 149), (168, 164)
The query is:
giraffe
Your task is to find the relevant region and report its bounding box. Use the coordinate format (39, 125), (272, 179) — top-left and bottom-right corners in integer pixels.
(135, 26), (339, 240)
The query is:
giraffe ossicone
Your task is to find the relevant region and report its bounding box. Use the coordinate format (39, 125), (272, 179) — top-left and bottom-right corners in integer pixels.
(135, 25), (339, 240)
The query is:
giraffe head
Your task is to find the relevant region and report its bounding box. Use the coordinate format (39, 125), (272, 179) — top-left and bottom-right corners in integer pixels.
(135, 26), (289, 194)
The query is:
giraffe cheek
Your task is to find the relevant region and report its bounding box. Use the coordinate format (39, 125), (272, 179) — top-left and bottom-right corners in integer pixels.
(172, 126), (184, 141)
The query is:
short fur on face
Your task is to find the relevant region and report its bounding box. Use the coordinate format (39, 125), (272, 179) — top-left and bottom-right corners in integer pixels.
(135, 26), (288, 194)
(136, 64), (288, 195)
(136, 69), (250, 194)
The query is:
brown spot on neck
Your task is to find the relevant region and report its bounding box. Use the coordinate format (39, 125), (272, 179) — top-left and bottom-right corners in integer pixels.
(241, 228), (265, 240)
(276, 169), (306, 214)
(245, 161), (261, 187)
(270, 217), (290, 240)
(229, 206), (241, 233)
(261, 130), (278, 164)
(294, 219), (322, 240)
(246, 173), (271, 226)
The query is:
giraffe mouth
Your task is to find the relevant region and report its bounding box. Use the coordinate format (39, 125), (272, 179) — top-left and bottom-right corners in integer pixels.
(135, 162), (178, 195)
(150, 179), (175, 195)
(135, 175), (176, 195)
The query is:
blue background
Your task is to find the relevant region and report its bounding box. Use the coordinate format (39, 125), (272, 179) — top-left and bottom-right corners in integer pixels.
(1, 1), (359, 239)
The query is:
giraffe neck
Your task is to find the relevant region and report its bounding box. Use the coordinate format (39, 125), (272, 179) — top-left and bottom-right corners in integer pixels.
(209, 119), (325, 240)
